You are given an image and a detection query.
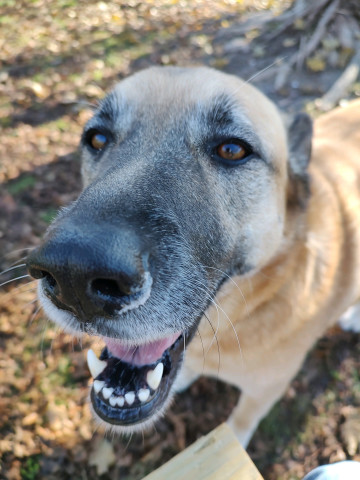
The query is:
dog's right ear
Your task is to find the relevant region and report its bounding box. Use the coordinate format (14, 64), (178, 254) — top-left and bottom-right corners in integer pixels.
(286, 112), (313, 208)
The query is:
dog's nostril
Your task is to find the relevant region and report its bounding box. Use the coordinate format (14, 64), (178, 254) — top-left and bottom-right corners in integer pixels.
(91, 278), (132, 299)
(42, 272), (59, 294)
(43, 272), (56, 288)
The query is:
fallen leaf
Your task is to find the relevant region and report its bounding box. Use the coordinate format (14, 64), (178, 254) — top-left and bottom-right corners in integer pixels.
(306, 56), (326, 72)
(89, 439), (116, 475)
(341, 408), (360, 455)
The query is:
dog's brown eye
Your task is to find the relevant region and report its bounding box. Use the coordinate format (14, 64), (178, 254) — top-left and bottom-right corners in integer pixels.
(89, 132), (107, 151)
(217, 142), (247, 161)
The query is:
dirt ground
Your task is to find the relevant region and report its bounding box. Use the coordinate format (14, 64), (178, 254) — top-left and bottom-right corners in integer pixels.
(1, 1), (360, 479)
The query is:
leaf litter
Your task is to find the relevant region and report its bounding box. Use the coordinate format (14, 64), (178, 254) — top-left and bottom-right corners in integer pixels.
(1, 1), (360, 479)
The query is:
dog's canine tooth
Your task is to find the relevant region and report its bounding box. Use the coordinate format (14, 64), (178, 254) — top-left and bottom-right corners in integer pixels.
(102, 387), (114, 399)
(125, 391), (135, 405)
(93, 380), (105, 394)
(146, 362), (164, 391)
(93, 380), (105, 393)
(87, 349), (107, 379)
(138, 388), (150, 402)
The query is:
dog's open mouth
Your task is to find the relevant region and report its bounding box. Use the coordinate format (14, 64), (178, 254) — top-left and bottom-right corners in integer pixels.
(87, 332), (184, 427)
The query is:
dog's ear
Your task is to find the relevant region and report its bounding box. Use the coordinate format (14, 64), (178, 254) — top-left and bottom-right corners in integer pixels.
(287, 112), (313, 207)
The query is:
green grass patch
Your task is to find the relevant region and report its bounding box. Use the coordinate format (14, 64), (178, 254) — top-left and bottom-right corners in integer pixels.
(0, 116), (12, 128)
(7, 175), (37, 195)
(21, 456), (40, 480)
(39, 208), (58, 224)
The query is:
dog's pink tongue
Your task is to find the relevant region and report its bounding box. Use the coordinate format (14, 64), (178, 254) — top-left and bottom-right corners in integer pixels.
(103, 332), (181, 366)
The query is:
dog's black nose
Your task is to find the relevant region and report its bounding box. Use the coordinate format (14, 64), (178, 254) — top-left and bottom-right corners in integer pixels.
(27, 221), (151, 319)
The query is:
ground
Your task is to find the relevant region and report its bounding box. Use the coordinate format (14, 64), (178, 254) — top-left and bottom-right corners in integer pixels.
(1, 1), (360, 479)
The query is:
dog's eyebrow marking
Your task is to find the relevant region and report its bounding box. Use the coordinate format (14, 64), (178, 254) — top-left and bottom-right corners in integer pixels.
(199, 93), (275, 171)
(97, 91), (124, 124)
(84, 92), (130, 136)
(205, 93), (237, 130)
(203, 94), (260, 147)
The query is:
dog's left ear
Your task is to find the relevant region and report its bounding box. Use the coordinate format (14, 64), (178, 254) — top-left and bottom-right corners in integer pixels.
(287, 112), (313, 207)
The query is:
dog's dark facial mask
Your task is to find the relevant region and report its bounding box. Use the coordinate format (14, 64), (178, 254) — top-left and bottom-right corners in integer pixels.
(27, 66), (309, 432)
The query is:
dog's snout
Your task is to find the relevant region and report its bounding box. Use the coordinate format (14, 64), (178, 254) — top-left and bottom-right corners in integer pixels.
(27, 221), (151, 319)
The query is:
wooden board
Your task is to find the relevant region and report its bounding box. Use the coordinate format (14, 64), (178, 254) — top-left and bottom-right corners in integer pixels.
(143, 423), (264, 480)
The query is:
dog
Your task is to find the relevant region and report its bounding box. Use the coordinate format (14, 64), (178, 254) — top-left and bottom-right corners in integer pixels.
(27, 66), (360, 447)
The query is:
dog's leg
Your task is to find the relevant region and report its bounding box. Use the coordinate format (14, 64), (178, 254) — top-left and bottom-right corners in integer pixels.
(227, 381), (291, 447)
(338, 301), (360, 333)
(226, 336), (314, 447)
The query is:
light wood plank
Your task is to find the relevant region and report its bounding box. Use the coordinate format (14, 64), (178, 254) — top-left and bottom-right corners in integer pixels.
(143, 423), (264, 480)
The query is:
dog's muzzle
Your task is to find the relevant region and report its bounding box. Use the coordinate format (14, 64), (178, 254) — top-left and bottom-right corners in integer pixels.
(27, 218), (189, 428)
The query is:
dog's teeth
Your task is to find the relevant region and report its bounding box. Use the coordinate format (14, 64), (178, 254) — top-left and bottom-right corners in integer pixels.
(93, 380), (105, 394)
(87, 349), (107, 378)
(138, 388), (150, 403)
(146, 362), (164, 390)
(102, 387), (114, 400)
(109, 396), (118, 407)
(125, 391), (135, 405)
(116, 396), (125, 407)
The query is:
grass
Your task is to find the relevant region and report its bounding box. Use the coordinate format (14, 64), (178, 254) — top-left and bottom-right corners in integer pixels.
(20, 456), (41, 480)
(7, 175), (37, 195)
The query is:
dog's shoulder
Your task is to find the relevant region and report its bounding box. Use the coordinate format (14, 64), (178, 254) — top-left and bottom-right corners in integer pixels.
(313, 100), (360, 156)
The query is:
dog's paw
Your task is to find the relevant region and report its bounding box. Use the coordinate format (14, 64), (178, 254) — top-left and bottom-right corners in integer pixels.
(338, 302), (360, 333)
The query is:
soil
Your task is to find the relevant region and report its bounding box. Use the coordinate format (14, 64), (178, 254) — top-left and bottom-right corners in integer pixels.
(1, 1), (360, 479)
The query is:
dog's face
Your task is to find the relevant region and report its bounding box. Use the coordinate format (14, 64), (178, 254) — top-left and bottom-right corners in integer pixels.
(27, 67), (312, 432)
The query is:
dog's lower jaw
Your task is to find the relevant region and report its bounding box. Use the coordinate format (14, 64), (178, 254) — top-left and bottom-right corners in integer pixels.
(88, 333), (187, 429)
(89, 386), (177, 436)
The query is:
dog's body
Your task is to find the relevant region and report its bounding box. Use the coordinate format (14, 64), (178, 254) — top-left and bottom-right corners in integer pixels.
(180, 99), (360, 444)
(27, 67), (360, 446)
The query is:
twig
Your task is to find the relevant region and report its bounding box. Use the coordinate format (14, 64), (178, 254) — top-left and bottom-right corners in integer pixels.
(274, 0), (340, 91)
(296, 0), (340, 67)
(316, 42), (360, 111)
(265, 0), (331, 41)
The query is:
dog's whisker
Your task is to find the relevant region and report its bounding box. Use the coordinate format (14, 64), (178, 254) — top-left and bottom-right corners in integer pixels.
(22, 297), (38, 311)
(141, 429), (145, 448)
(0, 274), (31, 288)
(28, 303), (42, 327)
(0, 262), (27, 277)
(39, 319), (50, 361)
(195, 327), (206, 374)
(1, 247), (35, 262)
(245, 56), (288, 84)
(205, 296), (221, 356)
(202, 265), (251, 317)
(193, 281), (243, 362)
(91, 421), (102, 439)
(204, 312), (221, 379)
(1, 281), (37, 301)
(123, 431), (133, 452)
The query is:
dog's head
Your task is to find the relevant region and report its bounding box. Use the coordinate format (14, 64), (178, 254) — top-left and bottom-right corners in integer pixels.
(27, 66), (312, 432)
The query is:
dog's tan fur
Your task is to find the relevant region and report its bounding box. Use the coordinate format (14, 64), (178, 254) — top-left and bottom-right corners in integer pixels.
(180, 99), (360, 445)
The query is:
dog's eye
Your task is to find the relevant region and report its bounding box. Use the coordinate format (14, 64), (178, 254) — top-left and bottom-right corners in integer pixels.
(216, 141), (249, 162)
(88, 131), (108, 151)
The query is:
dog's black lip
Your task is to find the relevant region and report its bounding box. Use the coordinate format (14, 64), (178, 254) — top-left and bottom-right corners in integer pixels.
(90, 333), (189, 426)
